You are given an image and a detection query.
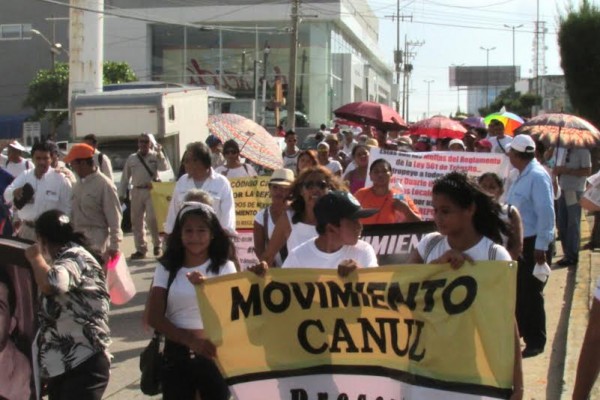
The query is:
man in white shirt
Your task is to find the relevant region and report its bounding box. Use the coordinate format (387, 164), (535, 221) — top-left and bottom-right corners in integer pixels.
(0, 140), (32, 178)
(165, 141), (235, 234)
(487, 119), (513, 154)
(282, 191), (379, 270)
(4, 141), (72, 241)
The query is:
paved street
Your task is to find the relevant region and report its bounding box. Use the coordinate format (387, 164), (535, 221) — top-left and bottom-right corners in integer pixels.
(104, 221), (600, 400)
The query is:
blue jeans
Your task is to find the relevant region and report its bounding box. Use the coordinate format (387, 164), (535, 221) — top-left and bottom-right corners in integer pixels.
(556, 190), (583, 262)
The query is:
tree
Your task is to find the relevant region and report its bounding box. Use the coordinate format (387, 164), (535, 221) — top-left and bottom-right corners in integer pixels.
(478, 86), (541, 118)
(558, 0), (600, 128)
(23, 61), (137, 137)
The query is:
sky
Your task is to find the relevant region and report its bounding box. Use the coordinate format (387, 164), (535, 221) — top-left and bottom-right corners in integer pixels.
(370, 0), (571, 122)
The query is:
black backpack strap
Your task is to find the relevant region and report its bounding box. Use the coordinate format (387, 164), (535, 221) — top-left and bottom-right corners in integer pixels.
(137, 153), (156, 180)
(98, 152), (104, 168)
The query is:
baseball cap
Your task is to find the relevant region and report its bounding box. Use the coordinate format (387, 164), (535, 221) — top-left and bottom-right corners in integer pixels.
(314, 191), (378, 226)
(507, 135), (535, 153)
(8, 140), (25, 152)
(269, 168), (294, 186)
(64, 143), (95, 163)
(448, 139), (466, 150)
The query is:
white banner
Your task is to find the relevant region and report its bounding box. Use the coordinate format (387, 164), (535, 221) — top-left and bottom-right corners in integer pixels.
(367, 149), (511, 220)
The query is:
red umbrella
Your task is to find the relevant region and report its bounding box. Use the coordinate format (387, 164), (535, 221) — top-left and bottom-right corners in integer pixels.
(333, 101), (408, 131)
(409, 115), (467, 139)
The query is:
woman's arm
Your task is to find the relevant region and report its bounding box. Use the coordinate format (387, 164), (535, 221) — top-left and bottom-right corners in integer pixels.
(507, 207), (524, 261)
(510, 323), (524, 400)
(253, 220), (267, 261)
(572, 298), (600, 400)
(393, 198), (422, 223)
(25, 244), (54, 295)
(146, 286), (215, 357)
(261, 212), (291, 266)
(406, 249), (424, 264)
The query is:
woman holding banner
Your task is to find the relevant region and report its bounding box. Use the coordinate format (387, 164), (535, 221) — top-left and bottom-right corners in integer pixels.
(261, 166), (345, 266)
(407, 172), (524, 399)
(354, 159), (421, 225)
(253, 169), (294, 266)
(147, 202), (235, 400)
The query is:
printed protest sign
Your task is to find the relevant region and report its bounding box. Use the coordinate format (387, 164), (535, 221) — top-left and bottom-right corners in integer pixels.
(367, 149), (511, 220)
(229, 176), (271, 230)
(361, 221), (437, 265)
(197, 262), (517, 400)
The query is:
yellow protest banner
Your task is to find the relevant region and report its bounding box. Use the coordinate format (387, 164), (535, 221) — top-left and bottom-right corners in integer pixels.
(197, 262), (517, 399)
(150, 182), (176, 233)
(229, 176), (271, 230)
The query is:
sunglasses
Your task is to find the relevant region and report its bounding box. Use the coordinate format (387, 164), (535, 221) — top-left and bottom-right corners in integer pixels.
(303, 180), (328, 190)
(224, 150), (239, 155)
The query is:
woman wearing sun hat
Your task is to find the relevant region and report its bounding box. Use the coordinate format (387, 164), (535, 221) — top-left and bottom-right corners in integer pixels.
(253, 169), (294, 267)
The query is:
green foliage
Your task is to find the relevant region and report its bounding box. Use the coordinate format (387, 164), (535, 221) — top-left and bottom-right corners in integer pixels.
(558, 0), (600, 128)
(103, 61), (137, 85)
(478, 86), (541, 118)
(23, 61), (137, 135)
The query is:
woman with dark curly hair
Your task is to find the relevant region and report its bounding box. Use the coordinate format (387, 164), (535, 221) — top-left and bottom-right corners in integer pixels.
(261, 166), (346, 266)
(147, 202), (235, 399)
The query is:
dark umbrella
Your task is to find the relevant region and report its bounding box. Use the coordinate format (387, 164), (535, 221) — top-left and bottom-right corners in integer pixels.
(514, 113), (600, 149)
(333, 101), (408, 131)
(461, 116), (486, 129)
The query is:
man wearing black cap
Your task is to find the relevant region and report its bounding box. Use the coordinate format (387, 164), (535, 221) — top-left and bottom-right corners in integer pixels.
(281, 191), (378, 270)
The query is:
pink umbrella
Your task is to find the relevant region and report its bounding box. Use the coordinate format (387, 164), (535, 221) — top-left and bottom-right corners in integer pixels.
(333, 101), (408, 131)
(409, 115), (467, 139)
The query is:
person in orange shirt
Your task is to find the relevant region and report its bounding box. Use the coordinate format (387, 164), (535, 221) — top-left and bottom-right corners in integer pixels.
(354, 158), (422, 225)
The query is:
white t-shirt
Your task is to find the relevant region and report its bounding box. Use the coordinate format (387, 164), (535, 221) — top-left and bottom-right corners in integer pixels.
(283, 151), (300, 172)
(282, 238), (378, 269)
(325, 159), (343, 175)
(0, 156), (32, 178)
(417, 232), (511, 263)
(488, 136), (513, 154)
(152, 260), (237, 329)
(215, 164), (257, 179)
(286, 210), (318, 251)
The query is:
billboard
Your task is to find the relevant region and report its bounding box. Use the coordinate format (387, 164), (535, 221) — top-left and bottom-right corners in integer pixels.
(449, 66), (519, 87)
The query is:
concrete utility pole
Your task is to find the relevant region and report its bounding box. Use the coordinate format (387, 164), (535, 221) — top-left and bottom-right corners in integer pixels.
(401, 37), (424, 121)
(69, 0), (104, 113)
(423, 79), (434, 117)
(385, 4), (412, 113)
(286, 0), (300, 130)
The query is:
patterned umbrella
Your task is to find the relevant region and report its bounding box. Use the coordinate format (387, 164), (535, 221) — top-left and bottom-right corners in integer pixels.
(207, 114), (283, 170)
(513, 113), (600, 149)
(333, 101), (408, 131)
(484, 111), (524, 136)
(409, 115), (467, 139)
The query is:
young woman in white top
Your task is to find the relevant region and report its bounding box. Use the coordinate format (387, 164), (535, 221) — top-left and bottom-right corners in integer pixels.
(215, 139), (257, 179)
(147, 202), (236, 400)
(253, 169), (294, 267)
(261, 166), (346, 266)
(408, 172), (523, 400)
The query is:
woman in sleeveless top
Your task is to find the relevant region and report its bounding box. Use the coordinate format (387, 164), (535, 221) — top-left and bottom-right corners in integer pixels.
(408, 172), (523, 400)
(343, 144), (369, 194)
(253, 169), (294, 267)
(260, 166), (346, 266)
(478, 172), (524, 260)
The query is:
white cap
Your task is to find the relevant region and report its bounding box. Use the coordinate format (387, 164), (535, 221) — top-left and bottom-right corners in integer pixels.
(507, 135), (535, 153)
(8, 140), (25, 152)
(448, 139), (466, 149)
(317, 141), (330, 151)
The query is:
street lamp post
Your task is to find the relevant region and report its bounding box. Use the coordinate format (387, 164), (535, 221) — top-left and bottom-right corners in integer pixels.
(30, 28), (67, 71)
(480, 46), (496, 109)
(503, 24), (523, 89)
(261, 43), (270, 126)
(451, 63), (465, 114)
(423, 79), (434, 117)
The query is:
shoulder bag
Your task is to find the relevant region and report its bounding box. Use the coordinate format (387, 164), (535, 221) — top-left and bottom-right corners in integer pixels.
(139, 269), (176, 395)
